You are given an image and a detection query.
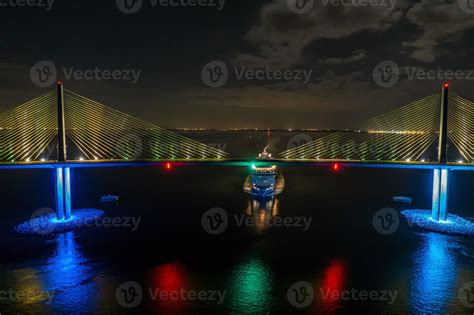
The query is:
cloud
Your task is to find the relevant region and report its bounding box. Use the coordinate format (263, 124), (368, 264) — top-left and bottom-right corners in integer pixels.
(233, 0), (404, 68)
(404, 0), (474, 62)
(318, 49), (367, 65)
(188, 70), (370, 113)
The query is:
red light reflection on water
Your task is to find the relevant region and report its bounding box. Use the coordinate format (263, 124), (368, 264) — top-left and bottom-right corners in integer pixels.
(319, 259), (347, 314)
(149, 262), (190, 314)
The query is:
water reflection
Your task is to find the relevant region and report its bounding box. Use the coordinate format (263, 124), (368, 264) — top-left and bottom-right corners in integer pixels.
(150, 262), (191, 314)
(226, 255), (275, 314)
(3, 268), (51, 310)
(318, 259), (347, 314)
(243, 197), (280, 234)
(409, 233), (459, 314)
(30, 232), (97, 313)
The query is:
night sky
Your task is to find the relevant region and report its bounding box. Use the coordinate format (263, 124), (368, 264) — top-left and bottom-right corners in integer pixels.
(1, 0), (474, 129)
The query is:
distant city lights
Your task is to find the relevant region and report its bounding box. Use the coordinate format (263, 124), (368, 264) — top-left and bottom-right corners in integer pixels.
(368, 130), (427, 135)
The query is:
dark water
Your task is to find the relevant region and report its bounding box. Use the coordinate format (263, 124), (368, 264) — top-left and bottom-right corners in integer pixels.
(0, 132), (473, 314)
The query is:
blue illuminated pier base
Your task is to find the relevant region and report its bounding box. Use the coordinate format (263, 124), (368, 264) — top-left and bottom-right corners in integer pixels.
(55, 167), (72, 220)
(432, 168), (448, 222)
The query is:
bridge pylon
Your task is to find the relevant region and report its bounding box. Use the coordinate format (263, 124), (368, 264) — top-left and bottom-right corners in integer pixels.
(432, 83), (450, 222)
(55, 82), (72, 220)
(57, 81), (67, 162)
(438, 83), (449, 164)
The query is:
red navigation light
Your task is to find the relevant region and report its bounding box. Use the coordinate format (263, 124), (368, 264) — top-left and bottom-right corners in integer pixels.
(57, 81), (62, 85)
(165, 162), (173, 170)
(332, 163), (340, 171)
(443, 83), (449, 88)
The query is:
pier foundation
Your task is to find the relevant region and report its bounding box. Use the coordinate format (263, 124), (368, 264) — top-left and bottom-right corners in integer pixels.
(431, 168), (449, 222)
(55, 167), (72, 220)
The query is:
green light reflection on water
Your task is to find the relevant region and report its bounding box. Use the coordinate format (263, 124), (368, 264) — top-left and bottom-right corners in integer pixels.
(226, 256), (275, 314)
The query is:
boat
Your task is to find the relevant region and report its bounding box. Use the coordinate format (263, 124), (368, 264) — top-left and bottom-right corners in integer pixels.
(393, 196), (412, 204)
(100, 195), (119, 203)
(244, 147), (285, 197)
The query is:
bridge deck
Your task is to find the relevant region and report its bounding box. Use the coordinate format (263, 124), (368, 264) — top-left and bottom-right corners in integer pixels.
(0, 160), (473, 171)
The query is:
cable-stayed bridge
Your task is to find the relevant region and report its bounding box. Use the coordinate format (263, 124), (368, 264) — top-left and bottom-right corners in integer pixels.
(0, 84), (228, 163)
(0, 83), (472, 166)
(280, 91), (473, 164)
(0, 82), (473, 225)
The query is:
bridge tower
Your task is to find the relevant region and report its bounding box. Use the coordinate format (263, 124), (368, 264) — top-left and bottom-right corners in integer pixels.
(57, 81), (67, 162)
(432, 83), (450, 222)
(55, 82), (72, 220)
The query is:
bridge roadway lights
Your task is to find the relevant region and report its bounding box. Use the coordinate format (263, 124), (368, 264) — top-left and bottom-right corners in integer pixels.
(432, 168), (449, 222)
(55, 167), (72, 220)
